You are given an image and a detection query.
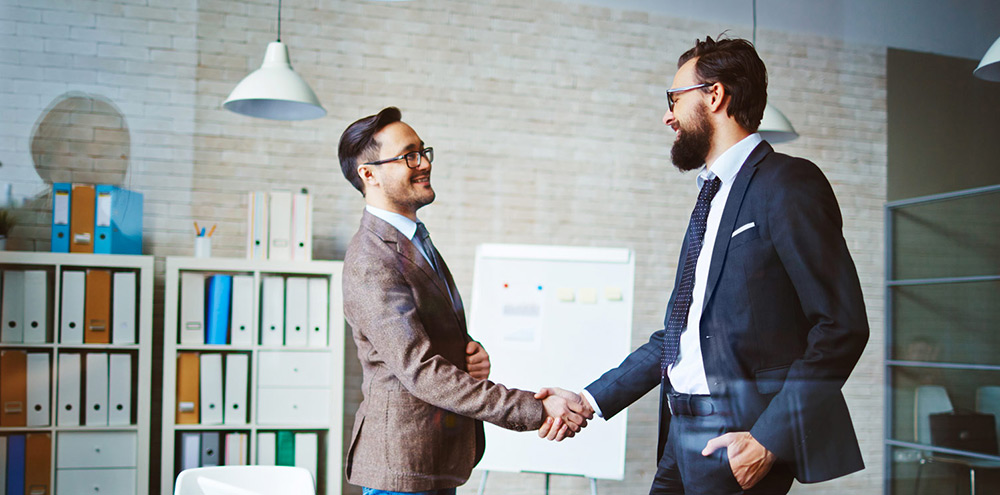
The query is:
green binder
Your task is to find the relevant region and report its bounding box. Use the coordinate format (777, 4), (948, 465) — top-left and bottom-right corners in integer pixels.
(276, 431), (296, 466)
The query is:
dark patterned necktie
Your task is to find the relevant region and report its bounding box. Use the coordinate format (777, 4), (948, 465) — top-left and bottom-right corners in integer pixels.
(661, 176), (722, 376)
(415, 222), (455, 309)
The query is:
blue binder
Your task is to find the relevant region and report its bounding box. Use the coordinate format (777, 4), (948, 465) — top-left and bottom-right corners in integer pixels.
(51, 183), (72, 252)
(94, 185), (144, 255)
(6, 434), (25, 495)
(206, 275), (233, 345)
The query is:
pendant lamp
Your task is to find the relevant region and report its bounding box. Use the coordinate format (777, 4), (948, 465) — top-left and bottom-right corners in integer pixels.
(223, 0), (325, 120)
(752, 0), (798, 142)
(974, 36), (1000, 82)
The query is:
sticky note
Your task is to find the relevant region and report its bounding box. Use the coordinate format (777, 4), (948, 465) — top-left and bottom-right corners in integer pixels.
(556, 288), (575, 302)
(580, 288), (598, 304)
(605, 287), (623, 301)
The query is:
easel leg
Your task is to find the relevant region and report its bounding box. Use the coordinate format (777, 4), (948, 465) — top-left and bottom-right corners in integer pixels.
(545, 473), (550, 495)
(477, 471), (489, 495)
(589, 477), (598, 495)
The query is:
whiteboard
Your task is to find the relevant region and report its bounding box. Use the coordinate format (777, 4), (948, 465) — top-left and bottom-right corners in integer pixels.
(469, 244), (634, 480)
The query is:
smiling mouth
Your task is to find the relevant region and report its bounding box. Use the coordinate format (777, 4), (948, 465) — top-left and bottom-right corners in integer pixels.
(412, 175), (430, 184)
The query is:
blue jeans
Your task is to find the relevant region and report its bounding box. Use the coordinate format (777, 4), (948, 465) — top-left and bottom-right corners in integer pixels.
(362, 488), (456, 495)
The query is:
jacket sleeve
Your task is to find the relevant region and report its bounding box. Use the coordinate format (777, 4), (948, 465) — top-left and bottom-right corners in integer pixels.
(344, 247), (545, 432)
(748, 160), (869, 462)
(584, 329), (665, 420)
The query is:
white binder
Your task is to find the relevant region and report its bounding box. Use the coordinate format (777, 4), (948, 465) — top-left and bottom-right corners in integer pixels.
(180, 432), (201, 471)
(180, 272), (205, 345)
(223, 353), (249, 425)
(260, 277), (285, 346)
(224, 432), (248, 465)
(199, 353), (224, 425)
(85, 353), (109, 426)
(307, 277), (329, 348)
(26, 353), (50, 426)
(247, 191), (269, 260)
(108, 353), (131, 426)
(60, 271), (86, 344)
(284, 277), (309, 347)
(294, 432), (319, 484)
(267, 191), (292, 261)
(290, 192), (312, 261)
(1, 270), (24, 342)
(112, 271), (136, 344)
(57, 353), (81, 426)
(256, 432), (276, 465)
(23, 270), (48, 343)
(230, 275), (254, 346)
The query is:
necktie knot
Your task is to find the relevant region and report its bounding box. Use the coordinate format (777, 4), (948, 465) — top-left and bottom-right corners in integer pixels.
(699, 176), (722, 203)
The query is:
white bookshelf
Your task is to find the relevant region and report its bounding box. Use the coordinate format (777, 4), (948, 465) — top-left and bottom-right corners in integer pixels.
(0, 251), (154, 495)
(159, 257), (345, 495)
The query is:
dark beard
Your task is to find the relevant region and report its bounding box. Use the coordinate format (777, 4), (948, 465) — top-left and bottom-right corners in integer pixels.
(671, 103), (713, 172)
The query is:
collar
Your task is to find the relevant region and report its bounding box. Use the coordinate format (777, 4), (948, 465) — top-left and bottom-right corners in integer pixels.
(696, 133), (763, 189)
(365, 204), (419, 241)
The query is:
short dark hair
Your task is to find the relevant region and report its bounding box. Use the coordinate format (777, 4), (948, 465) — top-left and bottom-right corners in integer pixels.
(338, 107), (402, 195)
(678, 36), (767, 132)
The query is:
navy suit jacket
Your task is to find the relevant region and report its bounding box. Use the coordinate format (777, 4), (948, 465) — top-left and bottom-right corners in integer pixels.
(585, 141), (869, 483)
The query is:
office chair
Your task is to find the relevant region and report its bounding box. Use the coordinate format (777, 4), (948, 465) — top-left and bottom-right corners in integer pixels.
(174, 465), (315, 495)
(914, 385), (1000, 495)
(976, 386), (1000, 454)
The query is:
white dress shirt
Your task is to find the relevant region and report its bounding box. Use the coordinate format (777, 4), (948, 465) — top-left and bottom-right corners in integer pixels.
(365, 205), (434, 267)
(583, 133), (763, 416)
(669, 133), (762, 394)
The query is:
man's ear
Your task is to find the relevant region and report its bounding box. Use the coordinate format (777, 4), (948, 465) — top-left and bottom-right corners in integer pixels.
(358, 164), (378, 189)
(707, 82), (728, 113)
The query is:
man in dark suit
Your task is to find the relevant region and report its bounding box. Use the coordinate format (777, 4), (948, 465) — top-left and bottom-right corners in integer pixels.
(338, 107), (589, 495)
(538, 36), (869, 494)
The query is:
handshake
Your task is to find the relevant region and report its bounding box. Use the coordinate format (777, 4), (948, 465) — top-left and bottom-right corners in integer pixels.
(535, 387), (595, 442)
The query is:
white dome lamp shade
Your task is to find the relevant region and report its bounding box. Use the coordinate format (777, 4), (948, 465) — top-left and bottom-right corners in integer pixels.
(974, 36), (1000, 82)
(223, 0), (325, 121)
(759, 103), (798, 144)
(224, 41), (325, 120)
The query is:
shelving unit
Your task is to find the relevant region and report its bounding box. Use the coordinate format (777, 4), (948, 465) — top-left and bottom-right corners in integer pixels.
(159, 257), (345, 495)
(0, 251), (154, 495)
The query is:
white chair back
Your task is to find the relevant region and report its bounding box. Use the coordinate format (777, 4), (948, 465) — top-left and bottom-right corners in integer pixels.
(976, 385), (1000, 453)
(174, 465), (315, 495)
(914, 385), (952, 445)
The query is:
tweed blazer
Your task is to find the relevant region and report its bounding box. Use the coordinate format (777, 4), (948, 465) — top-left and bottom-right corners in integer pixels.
(343, 210), (545, 492)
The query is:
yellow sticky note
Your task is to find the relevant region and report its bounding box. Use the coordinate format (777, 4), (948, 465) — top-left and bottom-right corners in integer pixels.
(605, 287), (623, 301)
(580, 288), (598, 304)
(556, 288), (575, 302)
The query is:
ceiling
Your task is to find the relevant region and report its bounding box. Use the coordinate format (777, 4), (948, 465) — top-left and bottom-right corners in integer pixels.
(561, 0), (1000, 60)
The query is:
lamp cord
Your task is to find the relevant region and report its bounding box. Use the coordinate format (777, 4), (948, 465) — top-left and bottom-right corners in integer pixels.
(752, 0), (757, 46)
(277, 0), (282, 42)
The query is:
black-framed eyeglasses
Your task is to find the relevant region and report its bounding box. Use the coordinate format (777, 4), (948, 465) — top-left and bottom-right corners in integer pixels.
(666, 83), (712, 112)
(363, 147), (434, 169)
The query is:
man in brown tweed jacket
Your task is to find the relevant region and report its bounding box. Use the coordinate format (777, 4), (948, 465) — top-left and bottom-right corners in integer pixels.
(337, 107), (589, 495)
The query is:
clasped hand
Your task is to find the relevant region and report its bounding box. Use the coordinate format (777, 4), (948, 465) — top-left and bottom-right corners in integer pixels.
(534, 387), (595, 442)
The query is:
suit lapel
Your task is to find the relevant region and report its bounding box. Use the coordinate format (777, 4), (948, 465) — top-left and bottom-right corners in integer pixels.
(361, 211), (454, 303)
(701, 141), (771, 311)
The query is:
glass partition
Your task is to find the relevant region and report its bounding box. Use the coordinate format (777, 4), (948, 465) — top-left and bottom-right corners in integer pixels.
(886, 185), (1000, 494)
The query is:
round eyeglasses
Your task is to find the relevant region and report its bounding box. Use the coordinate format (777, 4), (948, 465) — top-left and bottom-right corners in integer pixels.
(363, 147), (434, 169)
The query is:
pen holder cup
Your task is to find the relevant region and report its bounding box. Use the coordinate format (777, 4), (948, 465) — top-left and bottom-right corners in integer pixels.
(194, 236), (212, 258)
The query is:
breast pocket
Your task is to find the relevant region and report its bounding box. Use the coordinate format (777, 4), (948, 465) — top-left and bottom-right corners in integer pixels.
(729, 223), (760, 250)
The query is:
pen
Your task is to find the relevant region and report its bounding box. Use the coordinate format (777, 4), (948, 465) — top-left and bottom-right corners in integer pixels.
(208, 224), (217, 237)
(194, 222), (200, 235)
(200, 227), (205, 237)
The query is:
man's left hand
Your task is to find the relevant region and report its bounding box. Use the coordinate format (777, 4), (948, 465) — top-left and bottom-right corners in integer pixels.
(465, 341), (491, 380)
(702, 432), (776, 490)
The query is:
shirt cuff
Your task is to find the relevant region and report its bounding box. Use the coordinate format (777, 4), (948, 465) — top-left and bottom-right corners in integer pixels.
(581, 389), (604, 419)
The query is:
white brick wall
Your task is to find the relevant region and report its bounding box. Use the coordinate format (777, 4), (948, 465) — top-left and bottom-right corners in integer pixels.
(0, 1), (885, 494)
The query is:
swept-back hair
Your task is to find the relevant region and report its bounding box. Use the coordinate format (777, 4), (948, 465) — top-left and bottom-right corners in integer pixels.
(337, 107), (402, 195)
(678, 36), (768, 132)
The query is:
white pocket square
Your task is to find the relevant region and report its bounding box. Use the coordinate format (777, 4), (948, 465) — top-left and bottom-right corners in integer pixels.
(731, 222), (756, 238)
